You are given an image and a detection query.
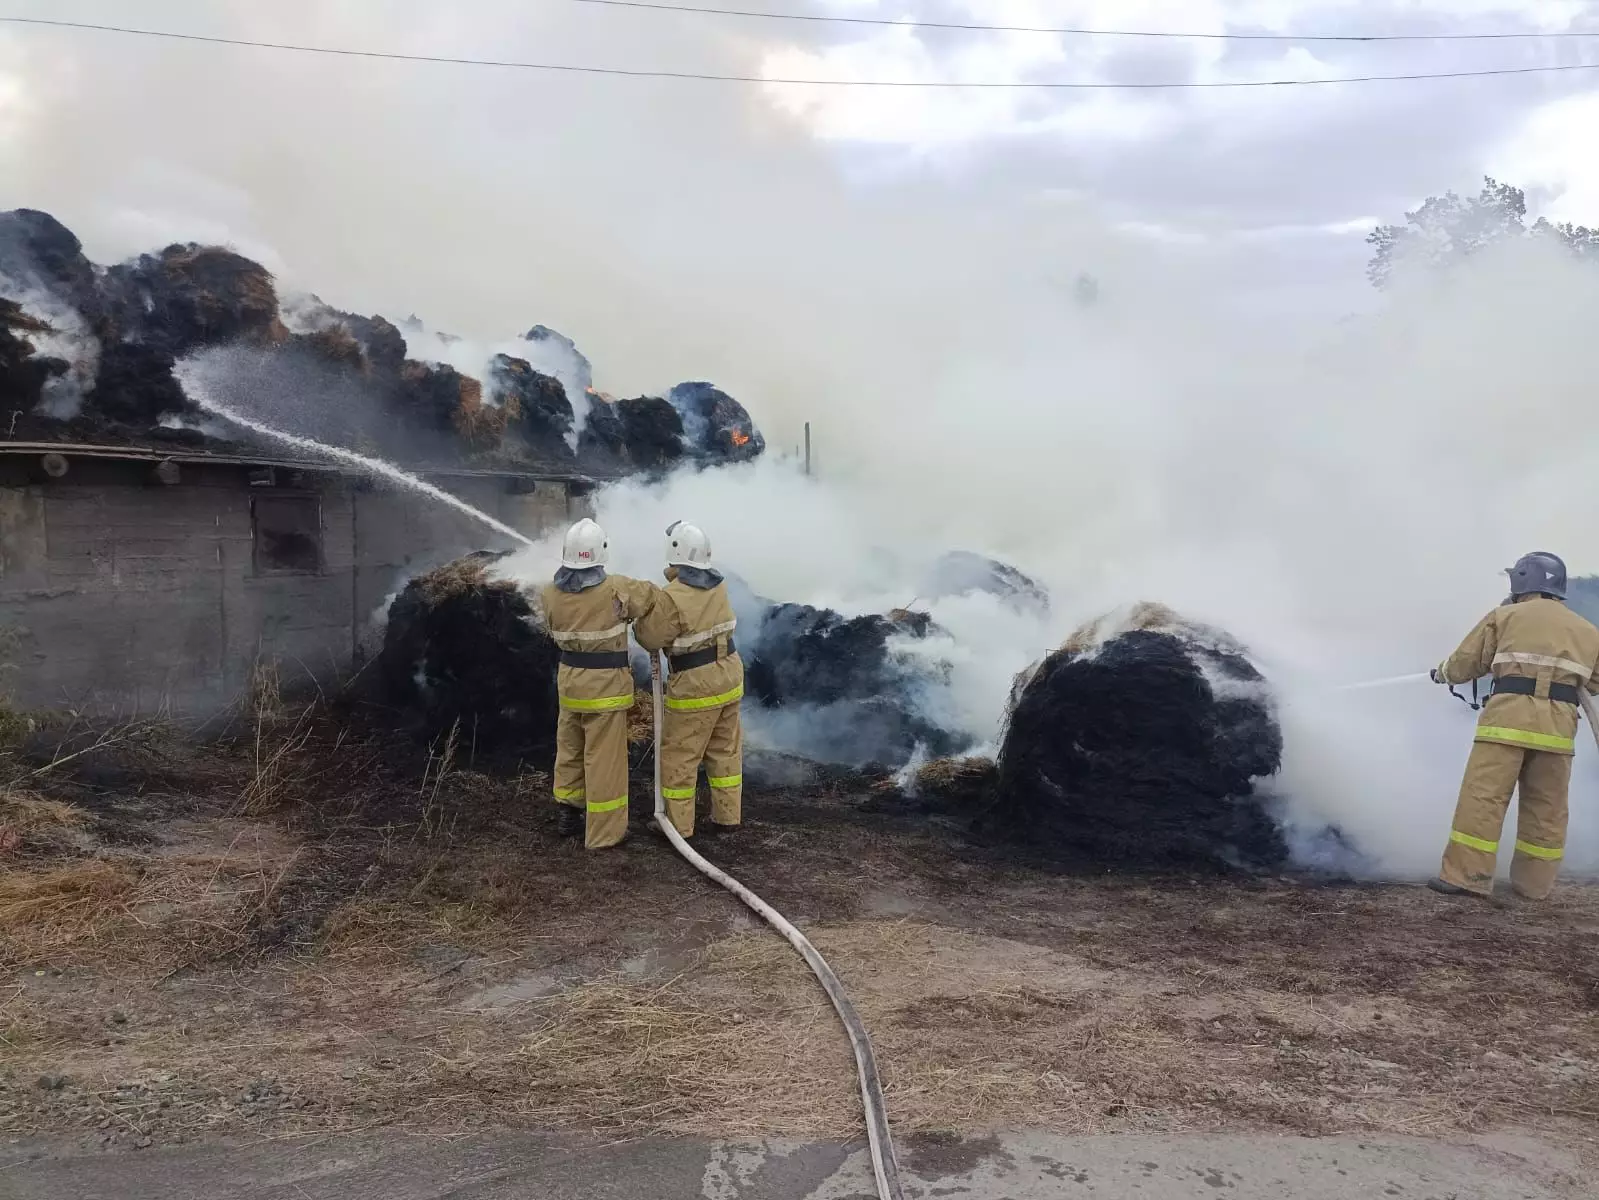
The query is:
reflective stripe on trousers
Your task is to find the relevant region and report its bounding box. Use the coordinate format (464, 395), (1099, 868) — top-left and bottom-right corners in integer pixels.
(1450, 829), (1497, 854)
(1476, 726), (1575, 753)
(560, 693), (635, 712)
(665, 684), (744, 712)
(1514, 839), (1563, 860)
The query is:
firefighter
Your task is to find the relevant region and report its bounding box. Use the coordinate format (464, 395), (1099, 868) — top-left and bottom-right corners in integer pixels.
(1430, 551), (1599, 899)
(540, 518), (660, 850)
(634, 521), (744, 839)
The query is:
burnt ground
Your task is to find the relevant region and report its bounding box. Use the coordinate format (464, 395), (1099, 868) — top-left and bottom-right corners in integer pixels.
(0, 708), (1596, 1167)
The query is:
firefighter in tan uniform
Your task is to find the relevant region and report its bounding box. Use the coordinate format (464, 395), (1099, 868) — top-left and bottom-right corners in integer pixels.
(540, 519), (661, 850)
(634, 521), (744, 839)
(1430, 551), (1599, 899)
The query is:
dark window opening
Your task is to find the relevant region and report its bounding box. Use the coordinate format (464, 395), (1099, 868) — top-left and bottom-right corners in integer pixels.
(252, 494), (323, 575)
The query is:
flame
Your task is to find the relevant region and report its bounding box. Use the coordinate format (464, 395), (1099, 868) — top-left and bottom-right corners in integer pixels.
(730, 429), (750, 447)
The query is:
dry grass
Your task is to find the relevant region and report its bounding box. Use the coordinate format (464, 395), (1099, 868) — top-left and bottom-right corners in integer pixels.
(506, 933), (852, 1137)
(1, 788), (86, 837)
(0, 825), (306, 974)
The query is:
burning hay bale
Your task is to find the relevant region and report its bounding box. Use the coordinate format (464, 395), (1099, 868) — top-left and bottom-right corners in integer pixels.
(993, 603), (1286, 870)
(378, 553), (560, 759)
(667, 382), (766, 463)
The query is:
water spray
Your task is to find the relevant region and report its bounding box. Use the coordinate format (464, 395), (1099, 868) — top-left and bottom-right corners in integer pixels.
(1335, 672), (1431, 692)
(176, 362), (535, 549)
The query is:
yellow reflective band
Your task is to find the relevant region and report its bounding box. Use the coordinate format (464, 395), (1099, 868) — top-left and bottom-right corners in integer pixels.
(586, 796), (628, 814)
(1514, 839), (1564, 861)
(665, 685), (745, 712)
(1476, 726), (1575, 752)
(560, 693), (635, 712)
(661, 786), (697, 800)
(708, 774), (743, 789)
(1450, 829), (1499, 854)
(553, 786), (585, 801)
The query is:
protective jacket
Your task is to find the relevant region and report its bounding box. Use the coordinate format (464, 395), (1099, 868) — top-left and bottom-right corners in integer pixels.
(1437, 596), (1599, 755)
(1435, 595), (1599, 898)
(635, 569), (744, 837)
(539, 571), (659, 850)
(540, 573), (660, 714)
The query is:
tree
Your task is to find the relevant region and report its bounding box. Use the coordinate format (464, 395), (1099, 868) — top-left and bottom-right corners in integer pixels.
(1366, 176), (1599, 288)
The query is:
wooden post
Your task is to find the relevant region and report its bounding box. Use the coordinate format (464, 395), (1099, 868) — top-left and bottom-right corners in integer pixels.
(804, 422), (812, 477)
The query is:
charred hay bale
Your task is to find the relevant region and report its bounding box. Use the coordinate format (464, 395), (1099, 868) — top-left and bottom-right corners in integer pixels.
(0, 299), (68, 405)
(396, 361), (481, 435)
(0, 209), (101, 320)
(745, 603), (969, 766)
(102, 244), (282, 357)
(286, 296), (409, 377)
(379, 553), (560, 759)
(921, 551), (1049, 617)
(338, 312), (408, 376)
(91, 342), (193, 424)
(488, 354), (576, 447)
(667, 382), (765, 463)
(578, 393), (685, 471)
(994, 604), (1286, 870)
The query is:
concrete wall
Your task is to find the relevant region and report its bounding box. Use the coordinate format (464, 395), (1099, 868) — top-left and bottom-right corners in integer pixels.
(0, 456), (575, 715)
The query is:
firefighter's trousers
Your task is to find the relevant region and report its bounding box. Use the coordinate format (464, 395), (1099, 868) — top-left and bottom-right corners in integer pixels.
(1440, 740), (1570, 899)
(552, 708), (631, 850)
(659, 701), (742, 838)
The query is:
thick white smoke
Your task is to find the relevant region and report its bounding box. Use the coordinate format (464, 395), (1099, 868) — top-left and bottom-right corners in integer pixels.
(6, 2), (1599, 880)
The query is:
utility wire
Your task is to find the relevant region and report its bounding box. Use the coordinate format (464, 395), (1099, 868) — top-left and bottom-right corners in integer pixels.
(567, 0), (1599, 43)
(3, 15), (1598, 89)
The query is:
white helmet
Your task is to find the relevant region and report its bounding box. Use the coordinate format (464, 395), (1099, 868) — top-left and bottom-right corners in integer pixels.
(665, 520), (712, 568)
(561, 518), (609, 569)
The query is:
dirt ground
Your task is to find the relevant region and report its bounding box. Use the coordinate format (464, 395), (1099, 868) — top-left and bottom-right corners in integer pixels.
(1, 708), (1596, 1164)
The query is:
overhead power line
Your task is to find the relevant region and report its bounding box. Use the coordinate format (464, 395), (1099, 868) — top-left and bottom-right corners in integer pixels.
(567, 0), (1599, 43)
(3, 15), (1599, 89)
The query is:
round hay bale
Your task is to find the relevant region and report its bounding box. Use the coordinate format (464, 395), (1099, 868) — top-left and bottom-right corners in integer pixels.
(995, 603), (1286, 870)
(378, 552), (560, 760)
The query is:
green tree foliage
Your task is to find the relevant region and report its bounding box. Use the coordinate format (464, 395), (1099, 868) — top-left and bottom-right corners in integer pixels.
(1367, 177), (1599, 288)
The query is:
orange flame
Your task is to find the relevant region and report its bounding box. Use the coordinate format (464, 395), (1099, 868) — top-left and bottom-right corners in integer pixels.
(730, 429), (750, 447)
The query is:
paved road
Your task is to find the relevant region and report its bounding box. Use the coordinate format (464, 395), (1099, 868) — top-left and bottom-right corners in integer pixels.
(2, 1129), (1586, 1199)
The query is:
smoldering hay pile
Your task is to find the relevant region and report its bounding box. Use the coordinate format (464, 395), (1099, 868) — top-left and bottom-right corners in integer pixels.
(374, 552), (984, 767)
(0, 208), (763, 473)
(910, 603), (1290, 871)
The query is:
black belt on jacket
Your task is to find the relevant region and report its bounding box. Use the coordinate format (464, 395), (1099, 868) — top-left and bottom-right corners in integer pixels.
(669, 635), (736, 674)
(560, 649), (631, 670)
(1491, 675), (1581, 704)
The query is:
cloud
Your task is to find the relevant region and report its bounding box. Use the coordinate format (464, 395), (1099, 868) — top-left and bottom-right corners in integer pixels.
(1493, 86), (1599, 221)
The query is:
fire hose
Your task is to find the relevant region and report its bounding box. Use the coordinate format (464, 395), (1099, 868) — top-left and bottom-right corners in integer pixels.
(650, 655), (904, 1200)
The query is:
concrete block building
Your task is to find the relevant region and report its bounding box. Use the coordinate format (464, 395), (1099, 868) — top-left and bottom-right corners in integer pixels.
(0, 441), (595, 714)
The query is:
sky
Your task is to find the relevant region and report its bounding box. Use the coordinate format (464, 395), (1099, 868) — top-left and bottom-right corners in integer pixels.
(1, 0), (1598, 343)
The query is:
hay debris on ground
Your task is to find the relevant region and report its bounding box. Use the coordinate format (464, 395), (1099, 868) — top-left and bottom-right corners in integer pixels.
(1, 705), (1596, 1159)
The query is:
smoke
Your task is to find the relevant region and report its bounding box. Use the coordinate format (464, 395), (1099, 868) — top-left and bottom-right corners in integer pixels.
(8, 3), (1599, 880)
(0, 269), (98, 417)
